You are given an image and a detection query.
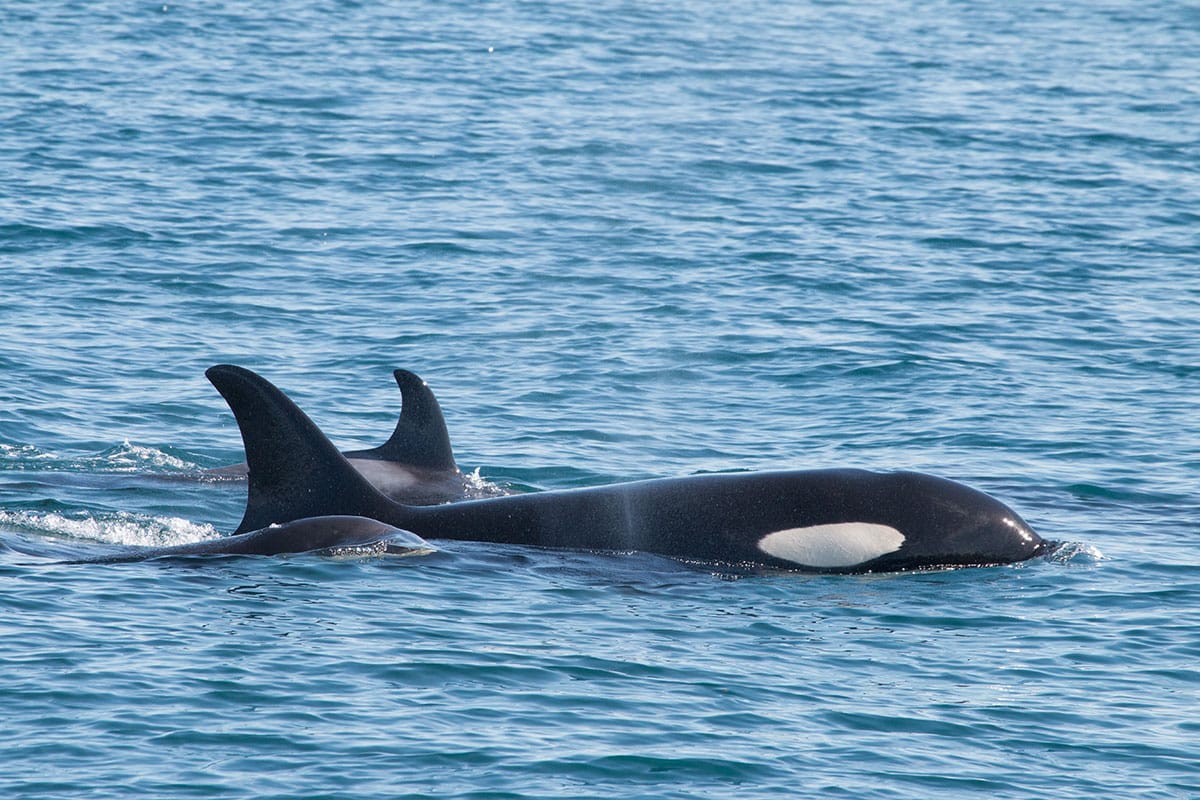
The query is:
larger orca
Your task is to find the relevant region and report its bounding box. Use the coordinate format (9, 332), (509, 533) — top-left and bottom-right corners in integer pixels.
(206, 365), (1054, 573)
(209, 369), (501, 504)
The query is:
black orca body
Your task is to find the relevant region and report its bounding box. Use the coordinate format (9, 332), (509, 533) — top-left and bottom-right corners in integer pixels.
(60, 516), (431, 564)
(209, 369), (498, 504)
(207, 365), (1053, 574)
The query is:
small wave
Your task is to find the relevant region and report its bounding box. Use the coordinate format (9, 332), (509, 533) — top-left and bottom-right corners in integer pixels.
(324, 540), (437, 559)
(322, 540), (393, 558)
(2, 441), (201, 474)
(1045, 541), (1105, 565)
(0, 509), (216, 548)
(92, 441), (194, 472)
(462, 467), (514, 499)
(0, 443), (55, 463)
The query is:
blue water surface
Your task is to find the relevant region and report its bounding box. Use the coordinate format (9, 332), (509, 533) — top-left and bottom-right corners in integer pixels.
(2, 1), (1199, 798)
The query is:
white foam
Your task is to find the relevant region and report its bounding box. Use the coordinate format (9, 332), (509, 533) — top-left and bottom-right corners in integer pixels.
(463, 467), (510, 498)
(101, 441), (193, 472)
(0, 510), (216, 548)
(758, 523), (905, 568)
(1044, 540), (1105, 565)
(0, 443), (52, 459)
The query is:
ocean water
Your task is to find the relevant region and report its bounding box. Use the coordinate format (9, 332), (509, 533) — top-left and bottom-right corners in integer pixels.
(2, 0), (1199, 797)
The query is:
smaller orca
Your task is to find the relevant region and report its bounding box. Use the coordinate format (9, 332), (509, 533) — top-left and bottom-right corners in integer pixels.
(57, 515), (432, 564)
(206, 365), (1055, 574)
(209, 369), (501, 505)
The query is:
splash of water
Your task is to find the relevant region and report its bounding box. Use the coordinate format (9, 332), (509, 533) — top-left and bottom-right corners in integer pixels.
(1045, 540), (1105, 565)
(462, 467), (511, 498)
(0, 509), (216, 547)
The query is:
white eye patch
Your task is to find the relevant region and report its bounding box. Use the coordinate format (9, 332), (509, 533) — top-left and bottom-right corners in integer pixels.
(757, 523), (905, 568)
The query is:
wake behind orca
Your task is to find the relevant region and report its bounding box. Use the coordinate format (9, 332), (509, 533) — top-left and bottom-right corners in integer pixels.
(53, 515), (432, 564)
(207, 365), (1054, 574)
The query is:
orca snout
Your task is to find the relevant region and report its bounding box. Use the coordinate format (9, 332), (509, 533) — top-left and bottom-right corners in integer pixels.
(889, 472), (1048, 567)
(966, 499), (1050, 565)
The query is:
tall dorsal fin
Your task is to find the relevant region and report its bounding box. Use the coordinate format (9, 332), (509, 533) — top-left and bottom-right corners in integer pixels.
(344, 369), (457, 471)
(205, 365), (406, 534)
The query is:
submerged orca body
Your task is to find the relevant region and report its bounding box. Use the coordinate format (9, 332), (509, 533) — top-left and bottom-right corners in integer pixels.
(206, 365), (1052, 574)
(210, 369), (493, 504)
(60, 516), (431, 564)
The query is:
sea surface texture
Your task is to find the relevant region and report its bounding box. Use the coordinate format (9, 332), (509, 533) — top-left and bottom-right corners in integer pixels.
(2, 1), (1198, 797)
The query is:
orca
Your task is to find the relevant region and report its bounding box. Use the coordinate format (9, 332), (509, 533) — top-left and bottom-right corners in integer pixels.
(56, 515), (432, 564)
(205, 364), (1054, 574)
(209, 369), (501, 505)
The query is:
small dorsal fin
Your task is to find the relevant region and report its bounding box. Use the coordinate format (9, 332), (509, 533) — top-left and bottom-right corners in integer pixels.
(345, 369), (457, 471)
(205, 365), (405, 534)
